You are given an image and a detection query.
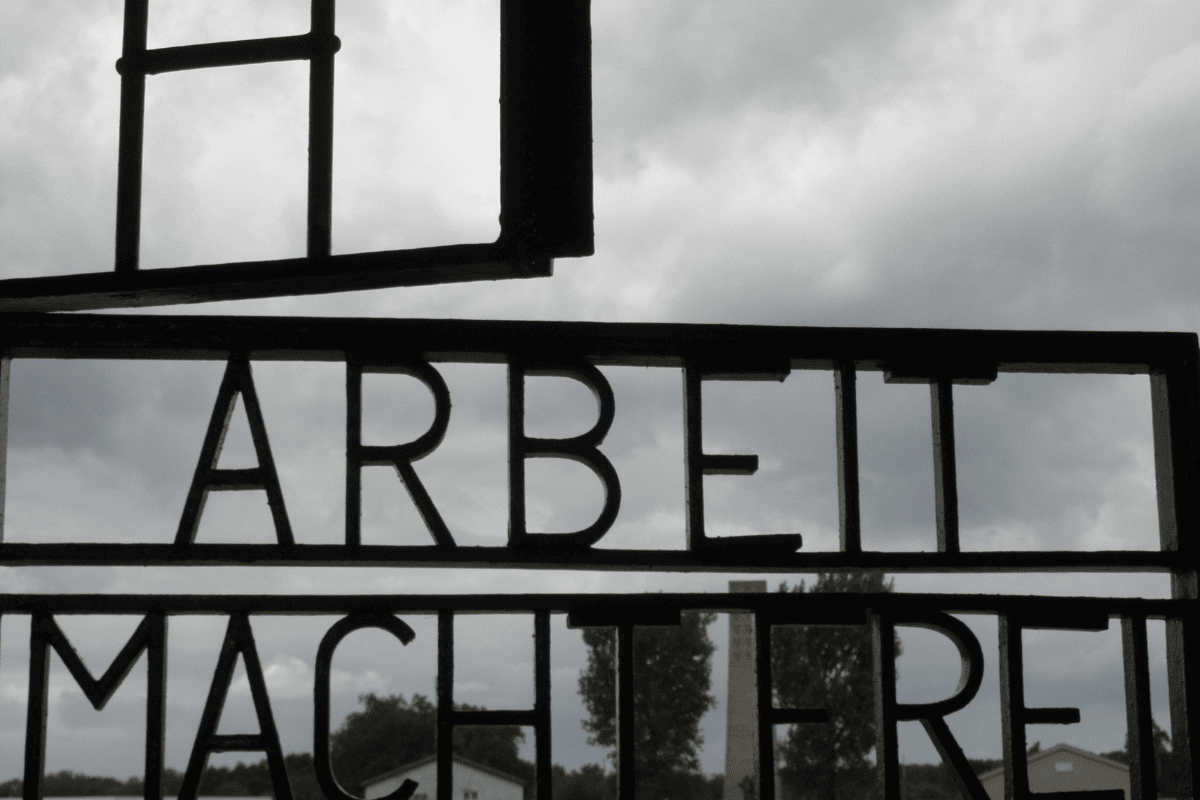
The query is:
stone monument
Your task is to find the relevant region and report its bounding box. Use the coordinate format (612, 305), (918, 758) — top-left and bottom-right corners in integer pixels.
(725, 580), (766, 800)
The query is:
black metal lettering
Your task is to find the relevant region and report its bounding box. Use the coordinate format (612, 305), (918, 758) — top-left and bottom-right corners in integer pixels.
(180, 613), (292, 800)
(25, 613), (166, 800)
(176, 357), (294, 546)
(346, 357), (455, 547)
(999, 612), (1122, 800)
(873, 612), (987, 800)
(314, 613), (417, 800)
(508, 360), (620, 549)
(682, 361), (801, 553)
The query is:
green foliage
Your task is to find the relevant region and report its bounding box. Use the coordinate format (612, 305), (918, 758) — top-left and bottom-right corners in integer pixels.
(771, 573), (896, 800)
(578, 610), (718, 800)
(330, 692), (534, 798)
(1103, 719), (1192, 797)
(549, 763), (722, 800)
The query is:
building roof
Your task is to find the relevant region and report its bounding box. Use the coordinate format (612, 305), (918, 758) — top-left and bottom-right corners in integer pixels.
(363, 754), (528, 790)
(978, 743), (1129, 783)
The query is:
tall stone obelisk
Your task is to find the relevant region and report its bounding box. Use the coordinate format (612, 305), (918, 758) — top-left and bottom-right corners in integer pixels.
(725, 580), (766, 800)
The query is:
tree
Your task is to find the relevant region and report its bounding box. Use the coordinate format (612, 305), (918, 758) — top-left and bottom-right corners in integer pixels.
(1103, 719), (1191, 798)
(771, 573), (896, 800)
(578, 610), (717, 799)
(329, 692), (534, 797)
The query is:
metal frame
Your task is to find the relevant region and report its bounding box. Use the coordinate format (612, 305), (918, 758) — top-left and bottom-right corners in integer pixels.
(0, 0), (592, 311)
(1, 313), (1196, 799)
(0, 313), (1193, 572)
(4, 592), (1193, 800)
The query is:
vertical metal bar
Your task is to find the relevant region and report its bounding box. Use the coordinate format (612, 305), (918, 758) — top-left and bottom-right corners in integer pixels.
(0, 352), (10, 543)
(754, 613), (774, 800)
(1155, 343), (1200, 797)
(1122, 615), (1157, 800)
(344, 357), (362, 546)
(508, 362), (527, 544)
(616, 623), (635, 800)
(682, 365), (706, 549)
(307, 0), (336, 258)
(1167, 586), (1199, 800)
(114, 0), (149, 272)
(437, 611), (453, 800)
(143, 614), (167, 800)
(930, 377), (960, 553)
(998, 615), (1028, 800)
(872, 613), (901, 800)
(24, 615), (50, 800)
(1151, 373), (1181, 552)
(498, 0), (593, 256)
(534, 611), (551, 800)
(834, 364), (861, 553)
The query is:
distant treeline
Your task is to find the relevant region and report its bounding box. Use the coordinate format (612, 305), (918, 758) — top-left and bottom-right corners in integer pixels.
(0, 759), (991, 800)
(0, 755), (321, 800)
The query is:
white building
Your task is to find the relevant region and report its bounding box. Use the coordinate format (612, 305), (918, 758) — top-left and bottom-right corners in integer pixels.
(363, 754), (526, 800)
(979, 743), (1130, 800)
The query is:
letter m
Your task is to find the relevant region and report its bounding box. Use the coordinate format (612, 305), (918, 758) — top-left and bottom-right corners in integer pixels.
(24, 613), (167, 800)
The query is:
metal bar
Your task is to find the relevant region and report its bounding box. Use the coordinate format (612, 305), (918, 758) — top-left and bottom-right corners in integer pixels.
(307, 1), (336, 258)
(534, 611), (552, 800)
(1123, 615), (1157, 800)
(0, 543), (1180, 571)
(0, 352), (9, 542)
(0, 314), (1191, 371)
(873, 613), (901, 799)
(616, 623), (634, 800)
(0, 592), (1187, 617)
(0, 248), (553, 313)
(437, 611), (453, 800)
(682, 364), (706, 550)
(999, 614), (1031, 799)
(755, 612), (775, 800)
(931, 377), (960, 553)
(118, 34), (328, 75)
(452, 709), (537, 726)
(144, 615), (166, 800)
(345, 358), (363, 546)
(1159, 342), (1200, 796)
(24, 615), (50, 800)
(114, 0), (149, 273)
(835, 363), (861, 553)
(499, 0), (593, 257)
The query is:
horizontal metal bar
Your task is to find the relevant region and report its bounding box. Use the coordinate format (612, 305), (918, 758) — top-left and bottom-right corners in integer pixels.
(116, 34), (338, 75)
(0, 592), (1187, 618)
(0, 543), (1181, 571)
(0, 314), (1190, 371)
(1024, 707), (1082, 725)
(452, 709), (537, 727)
(0, 251), (551, 313)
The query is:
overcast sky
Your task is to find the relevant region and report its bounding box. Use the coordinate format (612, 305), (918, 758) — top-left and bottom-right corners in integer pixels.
(0, 0), (1197, 785)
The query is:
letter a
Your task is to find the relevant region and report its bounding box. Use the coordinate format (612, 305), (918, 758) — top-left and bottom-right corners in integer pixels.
(176, 356), (294, 545)
(179, 613), (293, 800)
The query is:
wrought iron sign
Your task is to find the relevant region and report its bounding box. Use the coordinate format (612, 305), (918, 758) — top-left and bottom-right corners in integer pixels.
(0, 313), (1197, 800)
(0, 0), (592, 312)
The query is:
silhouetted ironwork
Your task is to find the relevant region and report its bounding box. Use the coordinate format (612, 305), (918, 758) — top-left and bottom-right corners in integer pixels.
(0, 313), (1195, 800)
(2, 592), (1191, 800)
(0, 0), (592, 311)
